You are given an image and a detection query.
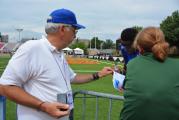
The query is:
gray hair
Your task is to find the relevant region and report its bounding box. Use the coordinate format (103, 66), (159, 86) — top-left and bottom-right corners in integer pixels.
(45, 23), (63, 34)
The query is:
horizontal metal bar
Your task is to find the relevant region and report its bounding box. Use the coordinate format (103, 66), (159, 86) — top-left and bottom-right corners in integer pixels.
(73, 90), (124, 100)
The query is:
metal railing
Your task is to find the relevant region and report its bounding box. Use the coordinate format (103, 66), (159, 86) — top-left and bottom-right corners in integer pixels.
(70, 90), (124, 120)
(0, 96), (6, 120)
(0, 90), (124, 120)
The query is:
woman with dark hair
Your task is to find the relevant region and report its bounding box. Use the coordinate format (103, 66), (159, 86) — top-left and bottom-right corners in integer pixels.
(120, 27), (179, 120)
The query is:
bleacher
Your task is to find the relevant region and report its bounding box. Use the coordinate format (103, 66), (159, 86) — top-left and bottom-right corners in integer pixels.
(0, 42), (5, 50)
(0, 43), (21, 53)
(88, 55), (124, 62)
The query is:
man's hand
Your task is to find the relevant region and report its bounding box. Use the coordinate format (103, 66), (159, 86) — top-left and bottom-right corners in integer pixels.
(98, 67), (113, 78)
(40, 102), (70, 118)
(72, 67), (113, 84)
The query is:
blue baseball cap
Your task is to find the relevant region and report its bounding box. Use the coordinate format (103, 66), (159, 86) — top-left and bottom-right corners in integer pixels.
(47, 8), (85, 30)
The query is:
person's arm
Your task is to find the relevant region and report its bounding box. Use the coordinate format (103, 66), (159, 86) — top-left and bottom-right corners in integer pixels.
(72, 67), (113, 84)
(1, 85), (70, 118)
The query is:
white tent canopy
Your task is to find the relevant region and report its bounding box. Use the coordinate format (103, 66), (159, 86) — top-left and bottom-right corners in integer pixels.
(74, 48), (84, 55)
(62, 47), (73, 55)
(62, 47), (73, 51)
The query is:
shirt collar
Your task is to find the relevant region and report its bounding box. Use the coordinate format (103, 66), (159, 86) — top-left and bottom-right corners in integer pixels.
(42, 36), (63, 54)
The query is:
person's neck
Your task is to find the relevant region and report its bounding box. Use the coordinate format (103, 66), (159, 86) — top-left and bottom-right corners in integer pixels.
(47, 35), (64, 50)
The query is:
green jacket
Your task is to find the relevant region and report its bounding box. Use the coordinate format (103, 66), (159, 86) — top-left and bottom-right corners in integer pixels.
(120, 53), (179, 120)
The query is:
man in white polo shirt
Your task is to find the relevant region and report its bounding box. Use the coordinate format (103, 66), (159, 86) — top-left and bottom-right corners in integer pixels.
(0, 8), (113, 120)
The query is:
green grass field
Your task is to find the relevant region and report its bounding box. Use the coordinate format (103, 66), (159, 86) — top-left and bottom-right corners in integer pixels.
(0, 54), (124, 120)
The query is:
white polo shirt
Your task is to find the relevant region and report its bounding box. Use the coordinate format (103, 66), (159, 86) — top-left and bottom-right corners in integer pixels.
(0, 37), (76, 120)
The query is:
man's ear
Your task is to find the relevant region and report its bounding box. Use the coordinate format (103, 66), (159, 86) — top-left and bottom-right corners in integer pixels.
(58, 25), (65, 35)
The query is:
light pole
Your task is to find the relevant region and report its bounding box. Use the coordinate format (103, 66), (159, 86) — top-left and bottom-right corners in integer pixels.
(100, 42), (104, 50)
(95, 37), (96, 49)
(16, 28), (23, 43)
(90, 40), (91, 50)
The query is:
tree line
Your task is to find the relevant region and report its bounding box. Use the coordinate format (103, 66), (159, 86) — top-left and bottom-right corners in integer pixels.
(70, 10), (179, 55)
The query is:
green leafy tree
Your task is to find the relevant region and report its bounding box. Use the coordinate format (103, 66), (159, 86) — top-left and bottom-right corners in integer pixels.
(102, 39), (115, 49)
(89, 37), (103, 49)
(132, 26), (143, 32)
(160, 10), (179, 47)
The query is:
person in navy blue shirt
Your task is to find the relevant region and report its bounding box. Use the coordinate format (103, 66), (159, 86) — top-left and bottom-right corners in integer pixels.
(119, 28), (139, 74)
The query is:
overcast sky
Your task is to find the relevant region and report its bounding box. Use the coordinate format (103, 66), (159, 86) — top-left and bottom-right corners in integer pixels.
(0, 0), (178, 42)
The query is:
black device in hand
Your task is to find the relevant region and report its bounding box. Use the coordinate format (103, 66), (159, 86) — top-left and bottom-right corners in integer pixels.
(57, 93), (68, 111)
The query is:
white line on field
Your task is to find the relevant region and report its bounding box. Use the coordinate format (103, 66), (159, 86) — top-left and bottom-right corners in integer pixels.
(94, 60), (123, 67)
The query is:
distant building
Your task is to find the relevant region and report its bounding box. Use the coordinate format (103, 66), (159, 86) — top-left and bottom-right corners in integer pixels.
(88, 48), (99, 55)
(99, 49), (113, 55)
(0, 33), (9, 43)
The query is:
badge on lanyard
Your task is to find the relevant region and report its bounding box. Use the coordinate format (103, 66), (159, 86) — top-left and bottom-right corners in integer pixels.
(57, 91), (74, 110)
(66, 91), (74, 110)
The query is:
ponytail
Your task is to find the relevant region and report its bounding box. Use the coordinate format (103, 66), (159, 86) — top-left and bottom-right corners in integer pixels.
(152, 41), (169, 62)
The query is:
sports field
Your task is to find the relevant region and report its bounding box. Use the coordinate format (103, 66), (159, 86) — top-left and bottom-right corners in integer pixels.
(0, 54), (124, 120)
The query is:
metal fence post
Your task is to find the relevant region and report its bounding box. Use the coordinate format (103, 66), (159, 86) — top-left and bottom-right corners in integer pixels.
(0, 96), (6, 120)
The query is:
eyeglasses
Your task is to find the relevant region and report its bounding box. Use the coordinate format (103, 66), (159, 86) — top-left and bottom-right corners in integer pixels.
(63, 25), (78, 35)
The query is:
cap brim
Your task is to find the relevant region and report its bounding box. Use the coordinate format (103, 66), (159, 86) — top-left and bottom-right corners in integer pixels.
(72, 24), (86, 29)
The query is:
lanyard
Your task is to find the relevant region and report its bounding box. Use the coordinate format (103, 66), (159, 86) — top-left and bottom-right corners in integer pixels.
(53, 53), (70, 91)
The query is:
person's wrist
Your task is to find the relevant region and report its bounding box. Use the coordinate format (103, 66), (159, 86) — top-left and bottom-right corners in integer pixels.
(92, 72), (99, 80)
(97, 71), (103, 78)
(38, 101), (46, 111)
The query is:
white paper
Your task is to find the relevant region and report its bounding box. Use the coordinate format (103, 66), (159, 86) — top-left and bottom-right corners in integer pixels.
(112, 71), (125, 90)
